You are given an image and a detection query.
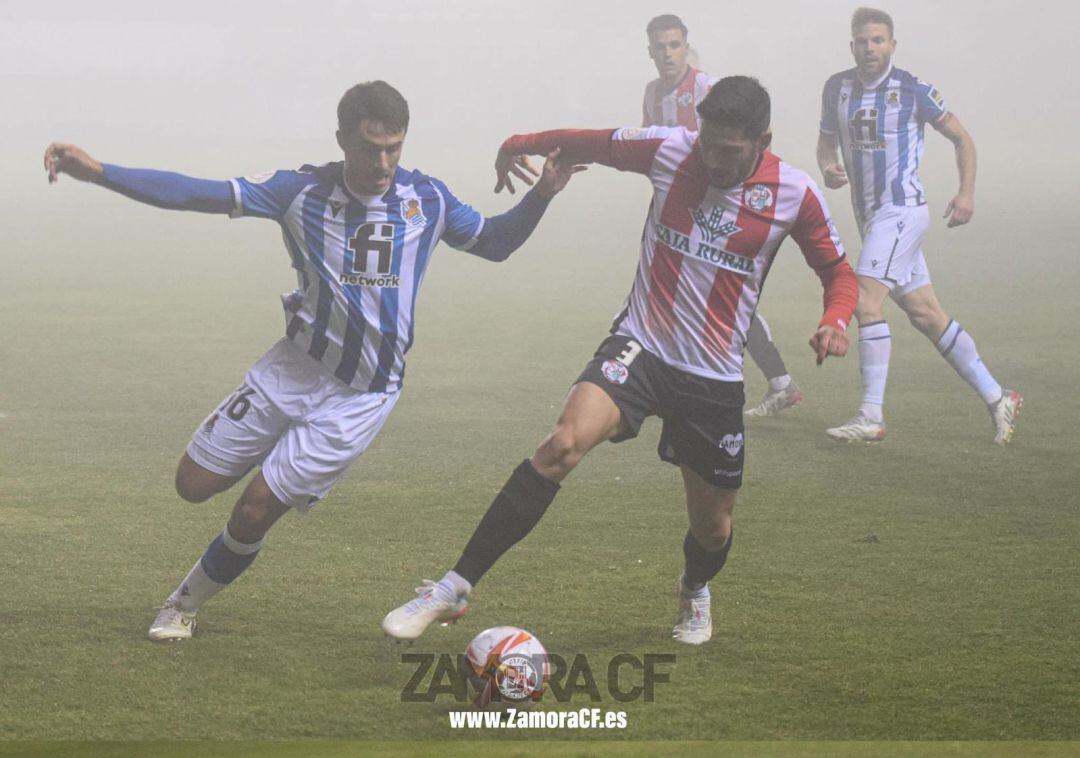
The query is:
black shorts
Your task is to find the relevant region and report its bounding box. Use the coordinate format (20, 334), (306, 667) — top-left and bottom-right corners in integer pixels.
(576, 334), (745, 489)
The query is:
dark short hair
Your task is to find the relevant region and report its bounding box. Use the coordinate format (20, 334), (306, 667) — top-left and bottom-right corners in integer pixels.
(851, 7), (894, 38)
(337, 81), (410, 135)
(696, 76), (771, 139)
(646, 14), (687, 39)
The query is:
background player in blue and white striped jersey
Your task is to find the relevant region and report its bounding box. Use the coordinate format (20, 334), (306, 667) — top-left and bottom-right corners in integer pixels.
(43, 80), (584, 641)
(816, 7), (1021, 445)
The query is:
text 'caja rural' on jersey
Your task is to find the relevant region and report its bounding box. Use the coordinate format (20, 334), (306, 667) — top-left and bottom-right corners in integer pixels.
(500, 127), (858, 382)
(820, 65), (948, 227)
(642, 67), (719, 130)
(229, 162), (483, 393)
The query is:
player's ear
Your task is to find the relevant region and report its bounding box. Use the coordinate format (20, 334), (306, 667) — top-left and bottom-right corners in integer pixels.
(758, 130), (773, 153)
(335, 129), (346, 152)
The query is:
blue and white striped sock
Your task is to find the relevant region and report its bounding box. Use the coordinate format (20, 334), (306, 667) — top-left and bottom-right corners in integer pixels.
(168, 528), (265, 612)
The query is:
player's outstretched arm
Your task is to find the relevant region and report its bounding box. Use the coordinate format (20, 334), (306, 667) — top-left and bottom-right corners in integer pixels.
(494, 129), (622, 195)
(44, 142), (233, 214)
(932, 113), (976, 228)
(816, 133), (847, 189)
(468, 149), (587, 262)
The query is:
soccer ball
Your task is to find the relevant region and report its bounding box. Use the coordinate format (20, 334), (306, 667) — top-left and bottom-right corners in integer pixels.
(465, 626), (549, 708)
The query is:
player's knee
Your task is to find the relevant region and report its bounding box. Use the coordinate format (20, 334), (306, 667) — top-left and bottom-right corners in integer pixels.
(854, 300), (883, 324)
(175, 470), (215, 503)
(537, 425), (586, 474)
(906, 306), (945, 336)
(690, 521), (731, 551)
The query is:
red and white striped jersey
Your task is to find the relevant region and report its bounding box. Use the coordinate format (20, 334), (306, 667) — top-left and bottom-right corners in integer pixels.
(502, 127), (857, 382)
(642, 67), (719, 130)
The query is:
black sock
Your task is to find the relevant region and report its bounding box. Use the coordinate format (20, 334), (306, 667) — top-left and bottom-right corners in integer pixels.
(453, 460), (560, 586)
(746, 316), (788, 379)
(682, 528), (733, 591)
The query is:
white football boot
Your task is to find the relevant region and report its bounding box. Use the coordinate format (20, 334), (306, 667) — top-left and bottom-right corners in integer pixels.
(381, 580), (468, 641)
(745, 382), (803, 417)
(826, 412), (887, 443)
(673, 576), (712, 645)
(990, 390), (1023, 446)
(148, 601), (197, 641)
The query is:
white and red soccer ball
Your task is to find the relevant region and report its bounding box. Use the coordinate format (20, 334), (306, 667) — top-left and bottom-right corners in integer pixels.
(465, 626), (549, 708)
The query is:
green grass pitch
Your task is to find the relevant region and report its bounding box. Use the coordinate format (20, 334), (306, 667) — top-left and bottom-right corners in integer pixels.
(2, 193), (1077, 754)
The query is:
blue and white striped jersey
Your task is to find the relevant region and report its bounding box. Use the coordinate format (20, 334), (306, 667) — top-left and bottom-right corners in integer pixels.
(228, 162), (484, 393)
(820, 65), (947, 225)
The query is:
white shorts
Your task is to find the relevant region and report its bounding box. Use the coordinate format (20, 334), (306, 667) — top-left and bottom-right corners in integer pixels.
(186, 338), (399, 512)
(855, 204), (932, 297)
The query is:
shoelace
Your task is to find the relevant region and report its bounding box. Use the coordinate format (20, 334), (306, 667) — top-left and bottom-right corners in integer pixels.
(406, 580), (453, 614)
(677, 595), (710, 631)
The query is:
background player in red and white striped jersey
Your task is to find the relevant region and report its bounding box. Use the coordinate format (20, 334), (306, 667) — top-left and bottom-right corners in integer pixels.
(383, 77), (858, 645)
(642, 14), (804, 418)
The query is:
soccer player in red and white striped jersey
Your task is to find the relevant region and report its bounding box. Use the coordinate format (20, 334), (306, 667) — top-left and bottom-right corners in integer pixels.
(382, 77), (857, 645)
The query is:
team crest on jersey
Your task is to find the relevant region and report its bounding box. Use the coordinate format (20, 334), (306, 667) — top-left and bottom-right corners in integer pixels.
(601, 359), (629, 386)
(887, 90), (900, 107)
(744, 184), (774, 212)
(677, 91), (693, 107)
(691, 205), (741, 243)
(719, 433), (744, 457)
(401, 199), (426, 227)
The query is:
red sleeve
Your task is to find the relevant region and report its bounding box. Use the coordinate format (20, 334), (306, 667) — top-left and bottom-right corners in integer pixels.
(789, 183), (858, 330)
(501, 128), (664, 175)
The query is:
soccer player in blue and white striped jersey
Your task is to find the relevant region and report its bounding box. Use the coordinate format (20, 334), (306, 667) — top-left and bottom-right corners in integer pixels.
(44, 80), (584, 641)
(816, 7), (1021, 445)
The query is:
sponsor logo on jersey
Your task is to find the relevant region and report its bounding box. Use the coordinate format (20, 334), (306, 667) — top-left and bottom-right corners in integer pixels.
(601, 359), (629, 385)
(339, 273), (401, 287)
(691, 205), (741, 243)
(719, 432), (744, 457)
(744, 184), (774, 212)
(655, 222), (756, 276)
(402, 198), (427, 226)
(344, 222), (401, 288)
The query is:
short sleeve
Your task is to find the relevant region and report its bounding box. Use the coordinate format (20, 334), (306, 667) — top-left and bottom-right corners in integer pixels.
(819, 77), (840, 136)
(608, 125), (670, 174)
(915, 79), (947, 124)
(229, 169), (315, 220)
(431, 179), (484, 251)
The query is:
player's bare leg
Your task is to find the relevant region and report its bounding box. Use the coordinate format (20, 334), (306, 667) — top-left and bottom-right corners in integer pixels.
(174, 453), (246, 503)
(382, 383), (623, 640)
(150, 471), (289, 640)
(827, 276), (890, 442)
(898, 284), (1021, 444)
(673, 466), (736, 644)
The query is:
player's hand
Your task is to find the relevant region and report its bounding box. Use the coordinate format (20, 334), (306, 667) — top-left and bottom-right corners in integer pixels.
(534, 148), (588, 199)
(809, 325), (849, 366)
(822, 163), (848, 189)
(494, 148), (540, 195)
(943, 193), (974, 228)
(44, 143), (105, 184)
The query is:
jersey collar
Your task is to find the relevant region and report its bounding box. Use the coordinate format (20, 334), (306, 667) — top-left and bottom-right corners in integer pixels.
(857, 63), (893, 90)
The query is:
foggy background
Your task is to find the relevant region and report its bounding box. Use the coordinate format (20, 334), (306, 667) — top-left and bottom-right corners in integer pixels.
(3, 0), (1079, 427)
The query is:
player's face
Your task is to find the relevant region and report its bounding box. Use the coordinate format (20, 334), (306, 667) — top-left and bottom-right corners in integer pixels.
(337, 119), (406, 195)
(648, 29), (690, 81)
(850, 23), (896, 79)
(698, 121), (771, 188)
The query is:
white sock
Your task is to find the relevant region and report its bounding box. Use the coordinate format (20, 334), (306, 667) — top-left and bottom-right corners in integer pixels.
(936, 320), (1002, 405)
(768, 374), (792, 392)
(169, 560), (225, 613)
(439, 570), (472, 600)
(680, 577), (710, 600)
(858, 321), (891, 421)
